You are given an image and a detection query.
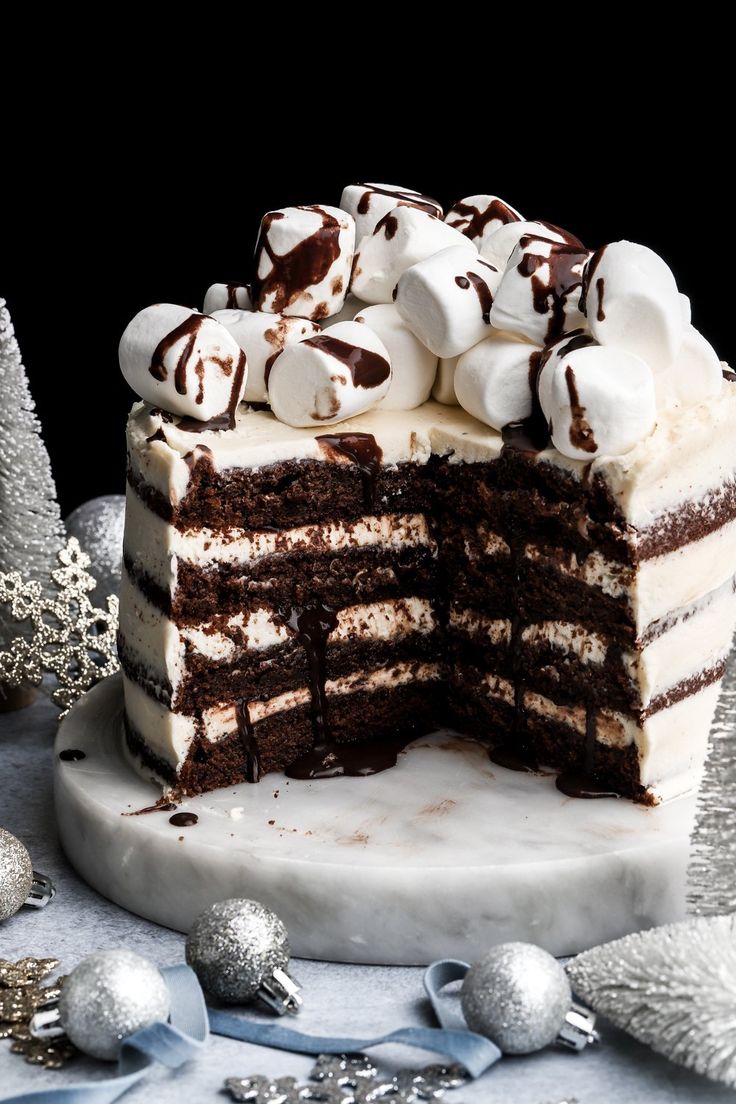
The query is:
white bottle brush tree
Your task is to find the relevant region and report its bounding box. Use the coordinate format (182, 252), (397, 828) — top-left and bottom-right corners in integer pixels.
(0, 298), (65, 702)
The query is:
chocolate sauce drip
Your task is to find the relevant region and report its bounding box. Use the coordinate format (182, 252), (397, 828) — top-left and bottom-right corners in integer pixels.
(175, 413), (231, 433)
(149, 408), (174, 422)
(254, 206), (341, 313)
(225, 282), (250, 309)
(286, 731), (418, 780)
(59, 748), (85, 761)
(169, 811), (198, 827)
(236, 699), (261, 783)
(564, 365), (597, 454)
(595, 278), (606, 321)
(149, 313), (208, 394)
(303, 334), (390, 389)
(579, 244), (607, 318)
(281, 599), (338, 749)
(263, 349), (283, 390)
(146, 427), (168, 443)
(454, 271), (493, 323)
(125, 799), (178, 816)
(555, 330), (596, 358)
(375, 212), (399, 240)
(724, 369), (736, 382)
(556, 705), (621, 799)
(501, 351), (550, 454)
(534, 221), (586, 250)
(317, 432), (384, 509)
(356, 184), (440, 218)
(446, 198), (520, 240)
(182, 444), (213, 471)
(516, 237), (589, 343)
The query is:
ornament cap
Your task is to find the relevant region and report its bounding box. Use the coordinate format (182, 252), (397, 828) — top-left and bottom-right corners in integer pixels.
(29, 1001), (65, 1041)
(556, 1000), (599, 1051)
(25, 871), (56, 909)
(257, 966), (302, 1016)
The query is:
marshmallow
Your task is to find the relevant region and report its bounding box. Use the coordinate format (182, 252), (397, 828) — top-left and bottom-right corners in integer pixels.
(340, 183), (443, 243)
(490, 235), (590, 345)
(268, 320), (391, 428)
(119, 304), (246, 422)
(351, 206), (475, 305)
(679, 293), (692, 327)
(253, 205), (355, 320)
(582, 241), (683, 373)
(445, 195), (522, 246)
(203, 282), (252, 315)
(212, 309), (320, 403)
(479, 220), (581, 271)
(432, 356), (460, 405)
(320, 293), (369, 329)
(537, 333), (655, 460)
(454, 331), (540, 430)
(395, 246), (503, 358)
(353, 303), (437, 410)
(656, 324), (722, 408)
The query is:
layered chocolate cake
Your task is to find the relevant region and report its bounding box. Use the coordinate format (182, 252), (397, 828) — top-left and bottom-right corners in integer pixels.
(118, 187), (736, 804)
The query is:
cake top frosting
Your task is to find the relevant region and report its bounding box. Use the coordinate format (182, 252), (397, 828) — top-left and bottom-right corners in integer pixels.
(118, 184), (726, 462)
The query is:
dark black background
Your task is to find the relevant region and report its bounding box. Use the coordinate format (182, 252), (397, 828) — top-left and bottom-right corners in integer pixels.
(3, 151), (727, 516)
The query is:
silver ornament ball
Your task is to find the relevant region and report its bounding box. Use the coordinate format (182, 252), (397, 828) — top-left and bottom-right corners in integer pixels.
(186, 898), (290, 1004)
(65, 495), (125, 606)
(461, 942), (571, 1054)
(59, 949), (170, 1060)
(0, 827), (33, 921)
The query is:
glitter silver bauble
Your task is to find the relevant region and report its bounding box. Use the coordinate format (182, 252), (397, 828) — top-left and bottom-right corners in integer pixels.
(65, 495), (125, 606)
(59, 949), (170, 1060)
(186, 898), (290, 1005)
(0, 827), (33, 920)
(461, 942), (571, 1055)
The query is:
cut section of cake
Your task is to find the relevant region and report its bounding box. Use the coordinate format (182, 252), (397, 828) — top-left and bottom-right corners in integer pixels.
(116, 185), (736, 805)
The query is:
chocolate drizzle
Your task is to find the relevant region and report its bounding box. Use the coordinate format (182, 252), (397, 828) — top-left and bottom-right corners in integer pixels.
(454, 271), (493, 323)
(516, 236), (589, 342)
(236, 699), (261, 783)
(564, 365), (597, 454)
(316, 432), (384, 509)
(59, 748), (85, 761)
(556, 704), (621, 799)
(304, 334), (390, 389)
(125, 798), (178, 816)
(579, 244), (607, 319)
(375, 212), (399, 240)
(146, 427), (168, 444)
(225, 282), (250, 309)
(169, 811), (198, 827)
(254, 206), (342, 313)
(149, 313), (209, 394)
(282, 598), (338, 746)
(356, 184), (441, 219)
(501, 351), (550, 453)
(446, 198), (520, 240)
(176, 412), (235, 433)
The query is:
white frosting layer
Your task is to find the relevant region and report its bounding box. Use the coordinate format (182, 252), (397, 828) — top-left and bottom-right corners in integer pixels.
(124, 660), (442, 770)
(124, 489), (433, 591)
(127, 383), (736, 529)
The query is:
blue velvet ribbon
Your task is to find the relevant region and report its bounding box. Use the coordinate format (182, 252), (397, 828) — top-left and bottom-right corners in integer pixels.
(1, 957), (498, 1102)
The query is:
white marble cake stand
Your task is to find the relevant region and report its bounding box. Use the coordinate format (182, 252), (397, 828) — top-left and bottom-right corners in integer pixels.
(54, 672), (693, 965)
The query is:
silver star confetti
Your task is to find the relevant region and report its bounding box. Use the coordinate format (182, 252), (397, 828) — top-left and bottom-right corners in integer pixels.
(225, 1055), (467, 1104)
(0, 537), (119, 715)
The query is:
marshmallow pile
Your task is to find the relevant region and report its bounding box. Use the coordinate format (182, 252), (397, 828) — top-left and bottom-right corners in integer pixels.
(119, 183), (722, 458)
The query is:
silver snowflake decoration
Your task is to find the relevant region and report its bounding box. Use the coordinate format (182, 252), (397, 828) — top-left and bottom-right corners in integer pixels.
(0, 537), (119, 714)
(225, 1055), (467, 1104)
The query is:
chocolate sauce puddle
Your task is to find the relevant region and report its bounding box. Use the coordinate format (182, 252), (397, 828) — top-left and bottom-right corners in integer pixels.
(286, 731), (419, 780)
(169, 811), (198, 827)
(556, 704), (621, 799)
(316, 432), (383, 509)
